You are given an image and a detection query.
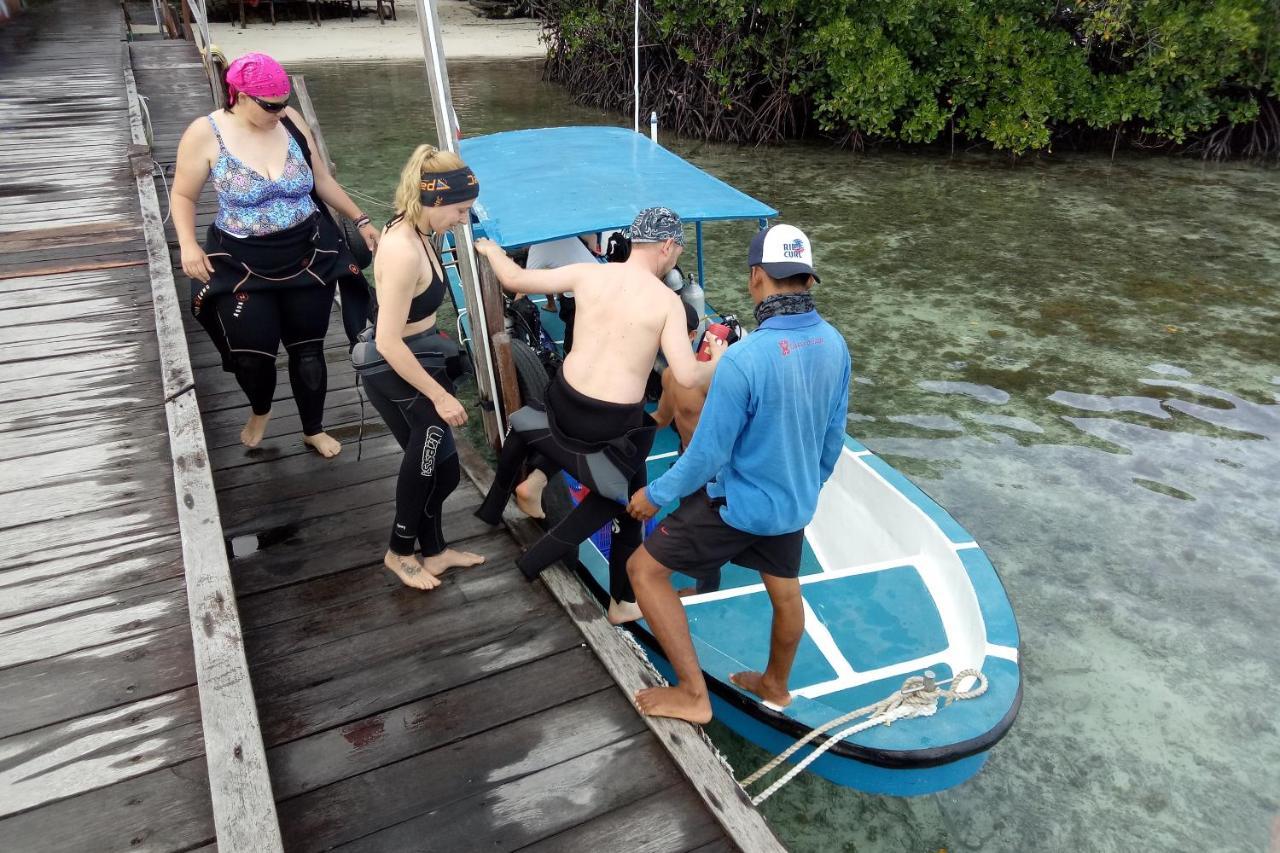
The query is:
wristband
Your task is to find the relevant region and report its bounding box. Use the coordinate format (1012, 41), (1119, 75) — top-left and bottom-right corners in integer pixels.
(354, 214), (371, 228)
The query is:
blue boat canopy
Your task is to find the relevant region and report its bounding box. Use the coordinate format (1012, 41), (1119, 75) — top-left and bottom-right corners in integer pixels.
(460, 126), (777, 249)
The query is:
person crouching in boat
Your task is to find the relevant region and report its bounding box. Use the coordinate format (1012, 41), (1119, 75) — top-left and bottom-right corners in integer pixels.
(473, 207), (725, 624)
(626, 225), (851, 724)
(173, 52), (378, 457)
(352, 146), (486, 589)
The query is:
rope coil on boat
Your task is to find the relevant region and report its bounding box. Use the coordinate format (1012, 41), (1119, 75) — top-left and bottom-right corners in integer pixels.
(740, 668), (988, 805)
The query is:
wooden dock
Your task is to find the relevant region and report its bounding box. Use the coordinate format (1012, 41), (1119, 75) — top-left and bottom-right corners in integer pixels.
(0, 4), (222, 850)
(1, 3), (786, 850)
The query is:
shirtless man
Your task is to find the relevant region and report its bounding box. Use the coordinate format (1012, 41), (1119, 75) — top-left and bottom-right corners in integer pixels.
(473, 207), (725, 624)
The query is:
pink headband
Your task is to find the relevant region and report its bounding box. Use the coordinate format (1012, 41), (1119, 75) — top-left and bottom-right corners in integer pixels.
(226, 52), (290, 104)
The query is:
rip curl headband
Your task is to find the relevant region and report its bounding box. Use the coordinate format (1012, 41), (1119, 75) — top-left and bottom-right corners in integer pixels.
(225, 52), (290, 104)
(419, 167), (479, 207)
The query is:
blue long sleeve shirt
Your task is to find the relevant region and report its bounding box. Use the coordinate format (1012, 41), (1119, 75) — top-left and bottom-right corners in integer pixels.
(646, 310), (851, 535)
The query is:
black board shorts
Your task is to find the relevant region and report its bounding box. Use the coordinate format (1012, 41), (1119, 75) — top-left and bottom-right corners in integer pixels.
(644, 488), (804, 582)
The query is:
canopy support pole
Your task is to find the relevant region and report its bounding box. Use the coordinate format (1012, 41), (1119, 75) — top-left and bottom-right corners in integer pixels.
(414, 0), (505, 447)
(695, 221), (705, 288)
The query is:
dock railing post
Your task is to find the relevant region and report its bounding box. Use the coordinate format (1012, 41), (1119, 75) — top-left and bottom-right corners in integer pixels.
(414, 0), (506, 450)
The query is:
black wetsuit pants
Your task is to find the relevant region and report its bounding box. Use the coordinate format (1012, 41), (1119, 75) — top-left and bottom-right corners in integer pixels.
(476, 376), (647, 604)
(362, 367), (459, 557)
(210, 282), (335, 436)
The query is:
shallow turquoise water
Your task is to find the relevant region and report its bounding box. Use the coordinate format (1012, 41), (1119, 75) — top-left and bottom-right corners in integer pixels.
(298, 58), (1280, 852)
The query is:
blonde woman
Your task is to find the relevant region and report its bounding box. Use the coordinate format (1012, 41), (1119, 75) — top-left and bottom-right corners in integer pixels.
(354, 146), (486, 589)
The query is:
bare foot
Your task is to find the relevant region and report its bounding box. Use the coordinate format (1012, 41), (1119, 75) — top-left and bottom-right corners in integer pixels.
(383, 551), (441, 591)
(240, 412), (270, 448)
(607, 598), (643, 625)
(730, 671), (792, 708)
(634, 685), (712, 724)
(514, 470), (547, 519)
(304, 431), (342, 459)
(422, 548), (486, 576)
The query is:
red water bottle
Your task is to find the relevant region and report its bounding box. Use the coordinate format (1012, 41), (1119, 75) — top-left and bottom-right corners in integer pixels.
(697, 323), (730, 362)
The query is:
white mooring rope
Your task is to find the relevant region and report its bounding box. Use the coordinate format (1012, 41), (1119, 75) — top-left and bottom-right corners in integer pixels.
(740, 668), (988, 805)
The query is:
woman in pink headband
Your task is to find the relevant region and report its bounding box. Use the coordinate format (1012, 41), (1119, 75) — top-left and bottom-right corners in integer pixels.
(170, 52), (378, 459)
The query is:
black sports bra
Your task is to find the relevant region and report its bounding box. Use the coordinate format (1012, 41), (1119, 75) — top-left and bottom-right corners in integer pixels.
(406, 229), (446, 322)
(408, 269), (445, 323)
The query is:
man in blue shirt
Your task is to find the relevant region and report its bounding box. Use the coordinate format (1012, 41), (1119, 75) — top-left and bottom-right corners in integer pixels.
(626, 224), (851, 724)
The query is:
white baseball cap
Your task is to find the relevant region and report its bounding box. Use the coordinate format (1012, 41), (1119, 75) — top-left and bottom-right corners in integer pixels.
(747, 224), (819, 283)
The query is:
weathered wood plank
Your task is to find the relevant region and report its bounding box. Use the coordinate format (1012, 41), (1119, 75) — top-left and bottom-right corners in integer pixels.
(212, 431), (399, 495)
(0, 432), (171, 494)
(219, 467), (474, 538)
(197, 387), (364, 446)
(244, 537), (525, 669)
(223, 496), (489, 598)
(0, 328), (160, 371)
(254, 609), (578, 746)
(0, 502), (175, 569)
(0, 623), (196, 739)
(0, 339), (163, 384)
(0, 686), (204, 817)
(236, 520), (503, 632)
(0, 383), (166, 436)
(0, 458), (177, 531)
(281, 695), (654, 851)
(0, 414), (168, 464)
(0, 578), (188, 668)
(518, 783), (727, 853)
(0, 538), (182, 620)
(0, 758), (214, 853)
(332, 732), (680, 853)
(0, 266), (150, 299)
(267, 646), (613, 800)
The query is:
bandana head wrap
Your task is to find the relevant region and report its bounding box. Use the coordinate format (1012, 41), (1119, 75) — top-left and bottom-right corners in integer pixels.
(226, 53), (291, 105)
(625, 206), (685, 247)
(420, 167), (480, 207)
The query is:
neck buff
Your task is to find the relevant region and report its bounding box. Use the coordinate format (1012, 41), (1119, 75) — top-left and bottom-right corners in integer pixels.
(420, 167), (479, 207)
(225, 53), (290, 104)
(754, 292), (816, 325)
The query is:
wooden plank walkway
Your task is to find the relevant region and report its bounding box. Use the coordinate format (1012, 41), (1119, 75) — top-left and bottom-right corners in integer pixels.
(0, 4), (218, 851)
(129, 20), (783, 853)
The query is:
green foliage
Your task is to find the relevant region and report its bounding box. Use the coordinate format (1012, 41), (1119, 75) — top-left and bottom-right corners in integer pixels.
(533, 0), (1280, 155)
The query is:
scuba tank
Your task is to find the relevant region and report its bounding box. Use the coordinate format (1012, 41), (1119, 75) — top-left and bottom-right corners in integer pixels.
(679, 273), (705, 321)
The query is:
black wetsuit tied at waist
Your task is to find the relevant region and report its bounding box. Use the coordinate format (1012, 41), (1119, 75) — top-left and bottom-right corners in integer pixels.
(477, 372), (656, 604)
(191, 213), (351, 374)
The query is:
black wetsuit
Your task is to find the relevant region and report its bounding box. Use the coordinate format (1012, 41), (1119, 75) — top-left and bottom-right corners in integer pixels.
(194, 215), (341, 437)
(360, 242), (459, 557)
(476, 372), (656, 604)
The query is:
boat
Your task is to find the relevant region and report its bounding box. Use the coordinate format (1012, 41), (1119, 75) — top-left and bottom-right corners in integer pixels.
(444, 124), (1022, 797)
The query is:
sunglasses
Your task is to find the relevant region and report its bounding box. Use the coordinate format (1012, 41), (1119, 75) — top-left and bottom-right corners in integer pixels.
(248, 94), (289, 113)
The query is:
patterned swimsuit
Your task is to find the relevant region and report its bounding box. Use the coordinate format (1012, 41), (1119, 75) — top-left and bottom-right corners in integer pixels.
(208, 114), (317, 237)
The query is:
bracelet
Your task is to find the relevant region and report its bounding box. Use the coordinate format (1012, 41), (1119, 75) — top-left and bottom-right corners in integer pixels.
(354, 214), (371, 228)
